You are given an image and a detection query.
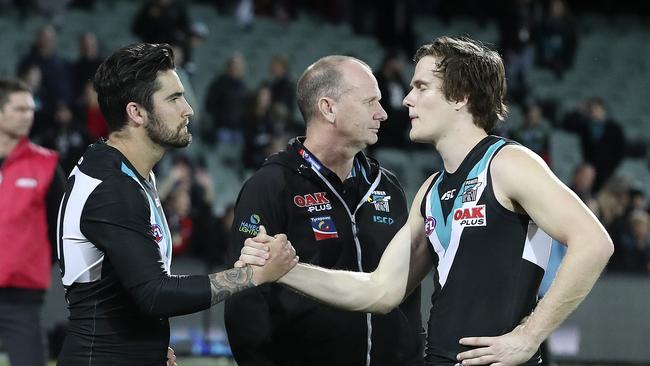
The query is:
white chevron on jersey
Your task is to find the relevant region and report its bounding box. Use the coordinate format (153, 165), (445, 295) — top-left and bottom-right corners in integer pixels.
(522, 222), (553, 270)
(58, 166), (105, 286)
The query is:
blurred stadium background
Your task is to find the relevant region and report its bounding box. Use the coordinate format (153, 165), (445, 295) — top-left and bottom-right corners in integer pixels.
(0, 0), (649, 365)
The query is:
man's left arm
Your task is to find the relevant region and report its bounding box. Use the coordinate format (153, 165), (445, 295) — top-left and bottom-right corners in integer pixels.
(457, 145), (613, 366)
(46, 164), (66, 263)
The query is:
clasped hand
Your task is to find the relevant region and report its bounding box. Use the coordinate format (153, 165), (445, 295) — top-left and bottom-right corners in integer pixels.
(235, 225), (298, 284)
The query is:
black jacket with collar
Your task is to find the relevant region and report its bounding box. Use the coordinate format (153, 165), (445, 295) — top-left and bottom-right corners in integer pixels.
(225, 138), (423, 366)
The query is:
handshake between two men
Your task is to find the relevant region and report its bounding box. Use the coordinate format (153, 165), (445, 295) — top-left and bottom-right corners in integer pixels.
(237, 226), (299, 284)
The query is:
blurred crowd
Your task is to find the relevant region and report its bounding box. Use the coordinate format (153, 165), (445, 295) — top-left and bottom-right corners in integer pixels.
(1, 0), (648, 276)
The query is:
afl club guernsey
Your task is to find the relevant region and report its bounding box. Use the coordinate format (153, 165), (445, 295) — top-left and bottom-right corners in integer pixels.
(421, 136), (552, 365)
(56, 141), (210, 366)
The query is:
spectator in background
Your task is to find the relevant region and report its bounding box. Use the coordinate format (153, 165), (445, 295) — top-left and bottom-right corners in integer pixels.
(242, 84), (273, 171)
(615, 210), (650, 273)
(267, 54), (295, 114)
(39, 101), (91, 174)
(72, 32), (103, 104)
(132, 0), (191, 46)
(570, 162), (597, 202)
(267, 101), (299, 152)
(16, 63), (46, 138)
(165, 187), (194, 256)
(17, 25), (73, 121)
(629, 188), (648, 212)
(0, 79), (65, 366)
(510, 102), (552, 165)
(78, 80), (108, 140)
(204, 53), (248, 147)
(562, 97), (625, 191)
(596, 176), (630, 237)
(534, 0), (577, 79)
(496, 0), (537, 106)
(132, 0), (196, 63)
(373, 49), (410, 150)
(158, 154), (220, 259)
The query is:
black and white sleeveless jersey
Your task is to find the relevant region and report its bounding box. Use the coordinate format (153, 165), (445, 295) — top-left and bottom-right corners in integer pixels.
(421, 136), (552, 365)
(56, 141), (210, 366)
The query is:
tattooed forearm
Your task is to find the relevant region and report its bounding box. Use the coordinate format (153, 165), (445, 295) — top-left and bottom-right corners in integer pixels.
(208, 266), (255, 305)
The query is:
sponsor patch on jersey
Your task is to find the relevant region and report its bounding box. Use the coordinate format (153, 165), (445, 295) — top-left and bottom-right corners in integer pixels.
(239, 213), (261, 236)
(441, 189), (456, 201)
(150, 224), (164, 242)
(310, 216), (338, 241)
(425, 216), (437, 236)
(462, 177), (482, 203)
(294, 192), (332, 212)
(373, 215), (394, 225)
(15, 177), (38, 188)
(453, 205), (487, 227)
(368, 190), (391, 212)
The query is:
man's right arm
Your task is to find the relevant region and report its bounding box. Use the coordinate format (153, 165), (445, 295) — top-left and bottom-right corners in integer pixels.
(243, 175), (436, 314)
(80, 178), (294, 318)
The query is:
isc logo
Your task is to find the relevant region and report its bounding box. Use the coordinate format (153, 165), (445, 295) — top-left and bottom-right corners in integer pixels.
(453, 205), (486, 227)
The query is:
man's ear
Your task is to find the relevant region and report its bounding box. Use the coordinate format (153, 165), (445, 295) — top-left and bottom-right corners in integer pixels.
(453, 95), (469, 111)
(317, 97), (337, 123)
(125, 102), (147, 127)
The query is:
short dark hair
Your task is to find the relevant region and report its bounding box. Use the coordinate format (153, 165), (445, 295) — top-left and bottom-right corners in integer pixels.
(0, 78), (31, 111)
(296, 55), (370, 124)
(414, 36), (508, 132)
(93, 43), (175, 133)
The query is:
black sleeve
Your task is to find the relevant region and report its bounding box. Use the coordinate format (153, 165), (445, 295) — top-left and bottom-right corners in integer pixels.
(224, 166), (286, 366)
(81, 177), (211, 317)
(46, 164), (66, 263)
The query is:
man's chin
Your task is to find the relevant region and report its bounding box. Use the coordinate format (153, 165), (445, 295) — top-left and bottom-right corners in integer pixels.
(166, 133), (192, 149)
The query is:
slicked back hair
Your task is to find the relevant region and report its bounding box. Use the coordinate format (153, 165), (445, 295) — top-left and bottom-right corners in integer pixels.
(414, 36), (508, 132)
(296, 55), (371, 125)
(0, 79), (31, 111)
(93, 43), (175, 133)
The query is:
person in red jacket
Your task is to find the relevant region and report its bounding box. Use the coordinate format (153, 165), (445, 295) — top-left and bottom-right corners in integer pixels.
(0, 78), (66, 366)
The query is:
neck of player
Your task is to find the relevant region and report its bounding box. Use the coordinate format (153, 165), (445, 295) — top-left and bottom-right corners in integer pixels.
(303, 135), (356, 183)
(107, 133), (164, 181)
(435, 122), (487, 174)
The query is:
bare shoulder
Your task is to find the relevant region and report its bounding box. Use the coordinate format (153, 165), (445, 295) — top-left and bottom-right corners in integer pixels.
(489, 144), (564, 211)
(492, 144), (556, 188)
(413, 173), (439, 204)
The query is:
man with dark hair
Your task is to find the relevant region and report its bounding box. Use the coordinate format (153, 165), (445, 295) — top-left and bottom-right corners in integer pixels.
(240, 36), (613, 365)
(56, 43), (297, 366)
(225, 55), (423, 366)
(0, 78), (65, 366)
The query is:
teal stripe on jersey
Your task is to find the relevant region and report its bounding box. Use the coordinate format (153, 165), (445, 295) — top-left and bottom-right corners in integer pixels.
(120, 163), (171, 260)
(466, 140), (506, 183)
(429, 139), (506, 251)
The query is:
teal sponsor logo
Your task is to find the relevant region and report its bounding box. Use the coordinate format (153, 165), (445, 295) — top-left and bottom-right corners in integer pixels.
(373, 215), (394, 225)
(250, 214), (261, 224)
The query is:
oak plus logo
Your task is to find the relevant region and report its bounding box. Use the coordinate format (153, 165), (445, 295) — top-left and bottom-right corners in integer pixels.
(453, 205), (487, 227)
(294, 192), (332, 212)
